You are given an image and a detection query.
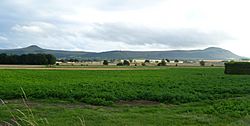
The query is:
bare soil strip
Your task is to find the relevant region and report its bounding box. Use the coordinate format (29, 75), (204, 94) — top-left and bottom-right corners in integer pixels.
(2, 99), (162, 109)
(0, 65), (161, 70)
(116, 100), (160, 106)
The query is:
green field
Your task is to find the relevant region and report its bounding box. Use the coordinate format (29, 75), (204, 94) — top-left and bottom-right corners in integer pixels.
(0, 67), (250, 125)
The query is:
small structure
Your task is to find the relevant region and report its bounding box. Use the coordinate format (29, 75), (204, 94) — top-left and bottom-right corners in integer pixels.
(225, 62), (250, 75)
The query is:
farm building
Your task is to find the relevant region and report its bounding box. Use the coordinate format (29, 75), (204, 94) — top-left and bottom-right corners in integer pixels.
(225, 62), (250, 75)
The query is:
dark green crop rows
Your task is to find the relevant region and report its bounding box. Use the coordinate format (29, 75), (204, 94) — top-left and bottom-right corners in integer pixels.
(0, 68), (250, 105)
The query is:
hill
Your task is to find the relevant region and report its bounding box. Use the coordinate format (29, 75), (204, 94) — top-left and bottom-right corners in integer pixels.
(0, 45), (242, 60)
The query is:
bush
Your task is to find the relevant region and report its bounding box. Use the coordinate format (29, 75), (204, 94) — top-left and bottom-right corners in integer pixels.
(144, 60), (150, 63)
(117, 62), (123, 66)
(103, 60), (109, 65)
(225, 62), (250, 75)
(123, 60), (130, 66)
(165, 59), (170, 63)
(158, 59), (166, 66)
(200, 60), (205, 66)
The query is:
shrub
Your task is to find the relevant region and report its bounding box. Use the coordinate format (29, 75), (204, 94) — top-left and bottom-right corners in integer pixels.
(144, 60), (150, 63)
(158, 59), (166, 66)
(103, 60), (109, 65)
(123, 60), (130, 66)
(117, 62), (123, 66)
(165, 59), (170, 63)
(200, 60), (205, 66)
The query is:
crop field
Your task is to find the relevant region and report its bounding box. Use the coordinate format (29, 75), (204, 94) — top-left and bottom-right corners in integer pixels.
(0, 67), (250, 125)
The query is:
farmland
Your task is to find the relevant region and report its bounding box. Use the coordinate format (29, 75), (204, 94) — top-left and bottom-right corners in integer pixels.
(0, 67), (250, 125)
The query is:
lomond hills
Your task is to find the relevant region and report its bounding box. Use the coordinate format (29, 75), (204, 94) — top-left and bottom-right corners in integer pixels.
(0, 45), (242, 60)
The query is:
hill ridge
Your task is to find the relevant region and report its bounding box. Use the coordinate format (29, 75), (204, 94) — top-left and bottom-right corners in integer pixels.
(0, 45), (242, 60)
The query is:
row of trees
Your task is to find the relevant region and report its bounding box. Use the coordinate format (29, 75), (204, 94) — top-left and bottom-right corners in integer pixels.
(145, 59), (179, 63)
(116, 60), (130, 66)
(0, 53), (56, 65)
(103, 59), (206, 66)
(103, 60), (131, 66)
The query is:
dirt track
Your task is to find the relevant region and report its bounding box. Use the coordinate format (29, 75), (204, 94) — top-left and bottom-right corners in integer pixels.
(0, 65), (161, 70)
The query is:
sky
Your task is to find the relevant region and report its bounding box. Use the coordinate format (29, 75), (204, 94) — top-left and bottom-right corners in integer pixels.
(0, 0), (249, 57)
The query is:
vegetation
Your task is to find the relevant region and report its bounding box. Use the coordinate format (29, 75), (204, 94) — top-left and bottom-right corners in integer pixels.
(116, 60), (130, 66)
(157, 59), (166, 66)
(123, 60), (130, 66)
(225, 62), (250, 74)
(103, 60), (109, 65)
(144, 60), (150, 63)
(200, 60), (205, 66)
(0, 67), (250, 125)
(165, 59), (170, 63)
(0, 68), (250, 105)
(174, 59), (179, 63)
(1, 96), (250, 126)
(116, 62), (123, 66)
(0, 53), (56, 65)
(0, 89), (50, 126)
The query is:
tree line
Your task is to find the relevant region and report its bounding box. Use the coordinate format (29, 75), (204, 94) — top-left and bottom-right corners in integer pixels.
(0, 53), (56, 65)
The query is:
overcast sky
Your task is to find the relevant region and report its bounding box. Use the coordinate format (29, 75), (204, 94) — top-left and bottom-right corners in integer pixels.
(0, 0), (249, 57)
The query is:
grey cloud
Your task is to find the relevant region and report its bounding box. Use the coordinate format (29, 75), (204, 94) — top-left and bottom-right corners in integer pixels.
(1, 21), (97, 50)
(94, 0), (164, 11)
(0, 36), (8, 41)
(1, 21), (233, 51)
(84, 23), (233, 48)
(0, 0), (233, 51)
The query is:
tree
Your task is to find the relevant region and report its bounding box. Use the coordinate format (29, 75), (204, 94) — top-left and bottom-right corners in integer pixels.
(69, 59), (79, 62)
(103, 60), (109, 65)
(200, 60), (205, 66)
(0, 53), (7, 64)
(144, 60), (150, 63)
(123, 60), (130, 66)
(117, 62), (123, 66)
(46, 54), (56, 65)
(158, 59), (166, 66)
(165, 59), (170, 63)
(0, 53), (56, 65)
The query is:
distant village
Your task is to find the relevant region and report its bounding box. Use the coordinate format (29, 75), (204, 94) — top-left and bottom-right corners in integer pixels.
(56, 58), (250, 67)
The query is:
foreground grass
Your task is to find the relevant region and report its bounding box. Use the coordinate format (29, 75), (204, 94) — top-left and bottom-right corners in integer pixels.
(1, 96), (250, 126)
(0, 67), (250, 125)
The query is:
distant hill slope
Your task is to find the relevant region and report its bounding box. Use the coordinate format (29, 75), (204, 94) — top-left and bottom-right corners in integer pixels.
(0, 45), (91, 59)
(0, 45), (242, 60)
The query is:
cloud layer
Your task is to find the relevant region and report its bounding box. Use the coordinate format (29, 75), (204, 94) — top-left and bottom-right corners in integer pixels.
(0, 0), (249, 56)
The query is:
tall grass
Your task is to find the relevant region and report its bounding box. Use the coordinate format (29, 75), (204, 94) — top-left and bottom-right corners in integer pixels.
(1, 88), (49, 126)
(1, 87), (86, 126)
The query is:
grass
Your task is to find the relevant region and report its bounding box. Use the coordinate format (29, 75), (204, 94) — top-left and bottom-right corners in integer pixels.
(0, 67), (250, 125)
(1, 97), (250, 126)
